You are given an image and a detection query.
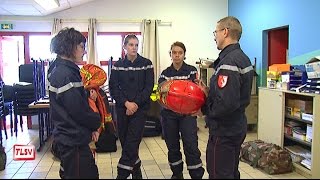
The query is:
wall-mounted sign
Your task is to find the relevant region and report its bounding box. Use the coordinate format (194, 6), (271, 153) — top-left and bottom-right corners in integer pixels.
(0, 23), (13, 30)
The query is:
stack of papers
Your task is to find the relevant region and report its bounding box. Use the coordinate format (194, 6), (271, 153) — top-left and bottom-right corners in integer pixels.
(35, 98), (49, 104)
(301, 159), (311, 170)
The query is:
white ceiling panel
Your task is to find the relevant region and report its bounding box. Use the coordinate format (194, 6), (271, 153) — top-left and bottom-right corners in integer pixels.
(10, 10), (42, 16)
(0, 0), (96, 16)
(0, 8), (13, 15)
(0, 4), (39, 11)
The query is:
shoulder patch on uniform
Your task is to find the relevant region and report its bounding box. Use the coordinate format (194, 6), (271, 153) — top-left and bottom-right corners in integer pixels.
(218, 75), (228, 88)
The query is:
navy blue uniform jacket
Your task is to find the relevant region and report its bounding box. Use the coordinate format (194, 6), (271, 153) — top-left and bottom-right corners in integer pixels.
(109, 54), (154, 111)
(202, 43), (254, 136)
(48, 58), (101, 146)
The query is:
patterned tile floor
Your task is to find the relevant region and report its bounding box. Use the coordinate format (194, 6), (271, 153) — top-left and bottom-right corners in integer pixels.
(0, 118), (307, 179)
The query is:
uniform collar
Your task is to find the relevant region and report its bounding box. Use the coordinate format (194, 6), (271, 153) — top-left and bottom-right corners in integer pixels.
(123, 54), (142, 64)
(218, 43), (240, 60)
(170, 62), (188, 72)
(55, 56), (80, 72)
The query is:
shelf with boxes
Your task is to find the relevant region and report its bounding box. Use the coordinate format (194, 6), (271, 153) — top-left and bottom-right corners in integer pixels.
(258, 88), (320, 178)
(266, 64), (308, 91)
(266, 59), (320, 94)
(283, 93), (313, 174)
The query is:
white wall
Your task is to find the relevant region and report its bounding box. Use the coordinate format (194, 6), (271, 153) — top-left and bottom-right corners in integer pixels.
(1, 0), (228, 72)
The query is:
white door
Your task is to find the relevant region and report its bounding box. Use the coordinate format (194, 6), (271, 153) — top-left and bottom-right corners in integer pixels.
(0, 36), (24, 85)
(258, 88), (284, 146)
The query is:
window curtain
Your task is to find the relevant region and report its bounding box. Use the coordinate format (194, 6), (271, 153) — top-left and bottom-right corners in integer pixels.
(51, 18), (62, 36)
(141, 19), (160, 83)
(87, 18), (98, 65)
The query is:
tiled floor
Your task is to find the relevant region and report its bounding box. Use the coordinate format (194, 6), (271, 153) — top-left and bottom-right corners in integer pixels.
(0, 118), (307, 179)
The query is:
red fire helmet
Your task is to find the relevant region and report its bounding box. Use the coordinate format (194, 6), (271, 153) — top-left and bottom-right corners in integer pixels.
(158, 80), (205, 115)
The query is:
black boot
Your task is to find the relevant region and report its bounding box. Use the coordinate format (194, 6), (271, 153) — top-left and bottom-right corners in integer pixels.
(116, 168), (130, 179)
(132, 167), (143, 179)
(116, 175), (128, 179)
(171, 173), (184, 179)
(59, 164), (65, 179)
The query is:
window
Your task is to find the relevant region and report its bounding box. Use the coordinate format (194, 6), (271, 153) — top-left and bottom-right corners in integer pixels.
(96, 32), (142, 63)
(97, 35), (122, 62)
(0, 36), (24, 85)
(29, 35), (53, 60)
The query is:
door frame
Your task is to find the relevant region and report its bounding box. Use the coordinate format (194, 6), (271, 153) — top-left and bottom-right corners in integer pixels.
(262, 25), (289, 87)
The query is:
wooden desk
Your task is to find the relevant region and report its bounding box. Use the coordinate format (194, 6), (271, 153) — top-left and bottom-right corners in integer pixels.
(28, 99), (50, 152)
(28, 102), (49, 109)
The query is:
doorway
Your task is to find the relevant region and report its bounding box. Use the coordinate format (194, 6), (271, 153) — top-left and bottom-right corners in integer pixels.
(0, 36), (24, 85)
(262, 26), (289, 86)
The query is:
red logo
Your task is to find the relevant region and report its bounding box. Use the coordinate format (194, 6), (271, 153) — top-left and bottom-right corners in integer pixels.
(13, 145), (36, 161)
(218, 75), (228, 88)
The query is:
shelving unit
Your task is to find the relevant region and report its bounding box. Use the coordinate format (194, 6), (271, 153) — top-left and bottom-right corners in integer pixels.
(199, 68), (214, 86)
(258, 88), (320, 178)
(285, 114), (312, 125)
(284, 134), (311, 147)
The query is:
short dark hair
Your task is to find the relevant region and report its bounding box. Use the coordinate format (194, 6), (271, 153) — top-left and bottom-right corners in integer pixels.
(123, 34), (139, 46)
(50, 27), (86, 59)
(218, 16), (242, 41)
(170, 41), (186, 53)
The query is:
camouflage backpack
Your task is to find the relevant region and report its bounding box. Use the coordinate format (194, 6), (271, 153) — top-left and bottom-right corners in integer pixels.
(258, 144), (293, 175)
(240, 140), (273, 168)
(240, 140), (293, 175)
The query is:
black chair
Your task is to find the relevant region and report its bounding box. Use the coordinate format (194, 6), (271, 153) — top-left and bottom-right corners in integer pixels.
(0, 81), (14, 145)
(3, 84), (14, 137)
(19, 64), (34, 83)
(12, 83), (38, 137)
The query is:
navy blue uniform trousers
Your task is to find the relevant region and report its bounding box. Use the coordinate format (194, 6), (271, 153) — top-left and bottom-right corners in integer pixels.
(116, 108), (146, 177)
(206, 132), (246, 179)
(58, 143), (98, 179)
(162, 112), (204, 178)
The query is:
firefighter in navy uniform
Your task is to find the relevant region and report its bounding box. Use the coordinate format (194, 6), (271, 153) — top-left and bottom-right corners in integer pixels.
(197, 16), (254, 179)
(158, 41), (204, 179)
(48, 27), (101, 179)
(109, 34), (154, 179)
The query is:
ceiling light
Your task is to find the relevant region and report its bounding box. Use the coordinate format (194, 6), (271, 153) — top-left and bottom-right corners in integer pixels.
(34, 0), (60, 10)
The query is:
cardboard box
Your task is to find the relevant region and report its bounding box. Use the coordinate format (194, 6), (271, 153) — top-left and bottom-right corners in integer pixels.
(305, 61), (320, 79)
(281, 73), (290, 83)
(287, 99), (296, 108)
(293, 108), (301, 118)
(269, 64), (291, 72)
(267, 78), (277, 89)
(267, 71), (280, 79)
(295, 100), (313, 114)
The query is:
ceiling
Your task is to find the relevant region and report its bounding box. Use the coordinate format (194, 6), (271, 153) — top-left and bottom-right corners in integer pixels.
(0, 0), (96, 16)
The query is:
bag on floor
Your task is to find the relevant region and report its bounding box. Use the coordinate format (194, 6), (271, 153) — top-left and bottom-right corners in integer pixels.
(95, 123), (117, 153)
(258, 144), (293, 175)
(240, 140), (273, 167)
(0, 146), (7, 171)
(240, 140), (293, 175)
